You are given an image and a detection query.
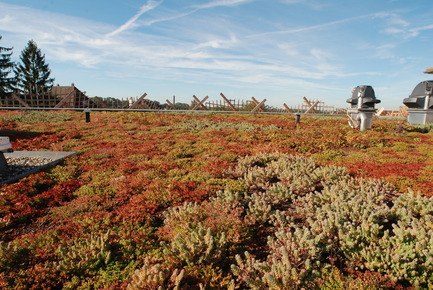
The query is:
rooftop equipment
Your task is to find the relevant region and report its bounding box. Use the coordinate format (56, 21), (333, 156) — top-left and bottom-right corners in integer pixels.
(403, 80), (433, 124)
(346, 85), (380, 131)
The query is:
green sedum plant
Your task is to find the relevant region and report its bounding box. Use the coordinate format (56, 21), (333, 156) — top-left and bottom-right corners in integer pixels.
(55, 230), (112, 276)
(172, 118), (280, 131)
(127, 257), (184, 290)
(232, 226), (325, 289)
(0, 111), (73, 123)
(162, 223), (227, 268)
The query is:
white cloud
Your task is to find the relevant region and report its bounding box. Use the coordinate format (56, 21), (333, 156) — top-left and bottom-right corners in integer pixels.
(375, 12), (433, 39)
(49, 48), (103, 67)
(106, 0), (162, 37)
(374, 44), (397, 59)
(409, 24), (433, 37)
(373, 11), (409, 26)
(194, 35), (238, 49)
(248, 14), (373, 38)
(194, 0), (253, 9)
(382, 22), (433, 39)
(139, 10), (196, 26)
(135, 0), (251, 27)
(310, 48), (331, 62)
(384, 27), (405, 35)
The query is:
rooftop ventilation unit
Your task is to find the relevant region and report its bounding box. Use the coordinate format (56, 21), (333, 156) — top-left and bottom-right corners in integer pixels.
(346, 85), (380, 131)
(403, 81), (433, 124)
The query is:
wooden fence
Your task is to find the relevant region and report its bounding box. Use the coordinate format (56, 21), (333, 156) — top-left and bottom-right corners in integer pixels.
(0, 88), (344, 114)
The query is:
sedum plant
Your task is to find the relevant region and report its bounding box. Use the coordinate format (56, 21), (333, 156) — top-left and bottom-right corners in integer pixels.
(228, 152), (349, 195)
(127, 257), (184, 290)
(55, 230), (112, 276)
(232, 227), (325, 289)
(0, 241), (31, 272)
(162, 223), (227, 268)
(226, 153), (433, 288)
(172, 118), (280, 131)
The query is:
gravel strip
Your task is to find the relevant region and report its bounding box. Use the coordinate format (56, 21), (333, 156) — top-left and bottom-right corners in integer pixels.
(0, 156), (55, 183)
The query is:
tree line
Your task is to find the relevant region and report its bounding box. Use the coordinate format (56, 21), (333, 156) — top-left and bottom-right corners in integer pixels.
(0, 36), (54, 98)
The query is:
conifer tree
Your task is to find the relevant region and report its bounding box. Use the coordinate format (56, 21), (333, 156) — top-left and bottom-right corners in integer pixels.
(0, 35), (15, 98)
(14, 40), (54, 96)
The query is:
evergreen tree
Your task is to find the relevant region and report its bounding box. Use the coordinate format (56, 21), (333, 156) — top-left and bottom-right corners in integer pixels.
(0, 35), (15, 98)
(14, 40), (54, 96)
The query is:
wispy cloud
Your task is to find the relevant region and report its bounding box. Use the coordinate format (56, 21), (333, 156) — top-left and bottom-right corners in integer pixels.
(374, 12), (433, 40)
(140, 0), (254, 27)
(106, 0), (162, 37)
(382, 21), (433, 38)
(248, 11), (414, 40)
(140, 10), (196, 26)
(408, 24), (433, 37)
(194, 0), (254, 9)
(247, 14), (372, 38)
(117, 0), (252, 31)
(194, 34), (238, 49)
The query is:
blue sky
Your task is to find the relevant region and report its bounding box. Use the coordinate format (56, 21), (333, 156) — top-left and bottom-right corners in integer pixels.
(1, 0), (433, 110)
